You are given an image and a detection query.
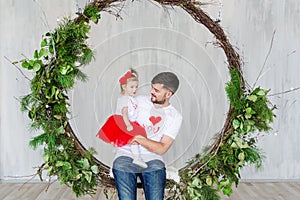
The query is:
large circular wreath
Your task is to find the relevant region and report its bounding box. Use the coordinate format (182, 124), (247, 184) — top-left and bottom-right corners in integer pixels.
(18, 0), (275, 199)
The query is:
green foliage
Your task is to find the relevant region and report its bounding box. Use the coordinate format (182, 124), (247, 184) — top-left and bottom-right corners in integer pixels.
(225, 68), (244, 111)
(19, 3), (101, 197)
(169, 68), (275, 199)
(186, 177), (221, 200)
(83, 4), (101, 24)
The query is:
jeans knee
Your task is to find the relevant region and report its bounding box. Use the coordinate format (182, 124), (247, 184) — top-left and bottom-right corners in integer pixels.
(113, 168), (137, 200)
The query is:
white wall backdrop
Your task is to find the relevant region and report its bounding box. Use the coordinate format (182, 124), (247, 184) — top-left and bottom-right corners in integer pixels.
(1, 0), (299, 182)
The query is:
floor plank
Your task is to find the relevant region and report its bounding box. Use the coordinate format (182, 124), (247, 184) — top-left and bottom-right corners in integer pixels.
(0, 181), (299, 199)
(220, 182), (300, 200)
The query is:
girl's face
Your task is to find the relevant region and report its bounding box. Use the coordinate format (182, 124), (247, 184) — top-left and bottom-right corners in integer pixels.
(123, 80), (138, 96)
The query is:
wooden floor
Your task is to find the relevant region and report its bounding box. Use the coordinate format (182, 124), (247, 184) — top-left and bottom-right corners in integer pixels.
(0, 181), (300, 200)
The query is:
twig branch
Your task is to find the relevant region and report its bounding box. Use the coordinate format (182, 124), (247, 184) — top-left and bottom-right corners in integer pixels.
(4, 56), (31, 81)
(268, 86), (300, 97)
(253, 30), (276, 88)
(45, 178), (57, 192)
(5, 173), (39, 191)
(4, 173), (38, 179)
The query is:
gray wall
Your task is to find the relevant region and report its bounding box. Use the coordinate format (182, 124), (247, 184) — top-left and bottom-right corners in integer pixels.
(1, 0), (299, 182)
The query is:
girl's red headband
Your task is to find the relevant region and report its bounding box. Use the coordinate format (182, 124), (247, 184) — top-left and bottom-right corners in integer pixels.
(119, 71), (132, 84)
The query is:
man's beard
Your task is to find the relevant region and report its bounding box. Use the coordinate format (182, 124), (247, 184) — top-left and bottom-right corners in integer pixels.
(151, 95), (166, 105)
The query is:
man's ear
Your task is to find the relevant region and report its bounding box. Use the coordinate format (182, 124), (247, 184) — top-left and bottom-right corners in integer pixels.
(166, 90), (173, 98)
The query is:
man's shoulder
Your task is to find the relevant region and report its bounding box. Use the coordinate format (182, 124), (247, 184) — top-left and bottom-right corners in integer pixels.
(165, 105), (182, 120)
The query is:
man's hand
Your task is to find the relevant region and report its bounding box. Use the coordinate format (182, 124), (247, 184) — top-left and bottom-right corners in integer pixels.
(132, 135), (174, 155)
(130, 140), (139, 145)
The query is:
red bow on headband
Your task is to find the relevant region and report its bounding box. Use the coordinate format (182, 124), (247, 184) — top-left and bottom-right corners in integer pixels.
(119, 71), (132, 84)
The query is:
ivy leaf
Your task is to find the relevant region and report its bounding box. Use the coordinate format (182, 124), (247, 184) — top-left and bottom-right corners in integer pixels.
(257, 89), (266, 96)
(76, 173), (82, 180)
(39, 48), (48, 57)
(34, 50), (39, 59)
(47, 166), (53, 175)
(247, 95), (257, 102)
(56, 161), (71, 170)
(21, 61), (29, 69)
(191, 177), (201, 188)
(246, 125), (252, 132)
(60, 66), (69, 75)
(49, 43), (54, 54)
(55, 126), (65, 134)
(83, 171), (92, 183)
(33, 62), (41, 72)
(245, 114), (251, 119)
(43, 154), (49, 162)
(91, 165), (99, 174)
(245, 107), (256, 119)
(28, 60), (35, 70)
(222, 186), (233, 196)
(240, 121), (244, 130)
(238, 152), (245, 161)
(51, 86), (57, 98)
(41, 39), (48, 47)
(234, 137), (243, 147)
(56, 161), (64, 167)
(232, 119), (240, 129)
(55, 89), (62, 100)
(62, 162), (72, 170)
(206, 176), (213, 186)
(78, 158), (90, 170)
(90, 16), (99, 24)
(231, 142), (238, 148)
(220, 179), (229, 186)
(246, 107), (253, 114)
(240, 142), (249, 149)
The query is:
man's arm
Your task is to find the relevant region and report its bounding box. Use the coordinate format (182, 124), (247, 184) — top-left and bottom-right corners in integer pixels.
(133, 135), (174, 155)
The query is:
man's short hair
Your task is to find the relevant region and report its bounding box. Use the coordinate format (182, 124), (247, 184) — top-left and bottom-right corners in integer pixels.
(151, 72), (179, 94)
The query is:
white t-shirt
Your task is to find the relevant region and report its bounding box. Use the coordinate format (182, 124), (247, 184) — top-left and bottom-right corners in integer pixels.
(116, 96), (138, 121)
(114, 95), (182, 162)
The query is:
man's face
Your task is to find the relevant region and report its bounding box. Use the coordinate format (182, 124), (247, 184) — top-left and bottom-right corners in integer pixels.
(150, 83), (169, 104)
(123, 80), (138, 96)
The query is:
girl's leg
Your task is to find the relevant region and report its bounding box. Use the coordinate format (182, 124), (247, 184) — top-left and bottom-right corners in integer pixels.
(131, 144), (147, 168)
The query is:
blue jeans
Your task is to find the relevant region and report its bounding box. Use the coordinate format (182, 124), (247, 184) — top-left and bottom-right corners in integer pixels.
(112, 156), (166, 200)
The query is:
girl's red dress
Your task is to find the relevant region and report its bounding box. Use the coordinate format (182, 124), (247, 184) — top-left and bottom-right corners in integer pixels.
(96, 114), (147, 147)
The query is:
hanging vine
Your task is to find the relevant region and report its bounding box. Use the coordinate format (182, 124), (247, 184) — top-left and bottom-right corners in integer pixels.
(16, 0), (275, 199)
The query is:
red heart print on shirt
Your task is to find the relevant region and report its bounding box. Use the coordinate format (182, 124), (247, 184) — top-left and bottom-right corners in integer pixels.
(149, 116), (162, 126)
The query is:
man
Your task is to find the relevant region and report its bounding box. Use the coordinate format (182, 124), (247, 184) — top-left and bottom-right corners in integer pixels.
(112, 72), (182, 200)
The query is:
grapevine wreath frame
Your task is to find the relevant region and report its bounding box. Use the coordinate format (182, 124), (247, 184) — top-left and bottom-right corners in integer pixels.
(18, 0), (275, 199)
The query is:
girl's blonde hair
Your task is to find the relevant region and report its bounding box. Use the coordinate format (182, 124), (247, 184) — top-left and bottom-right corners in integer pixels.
(119, 68), (139, 93)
